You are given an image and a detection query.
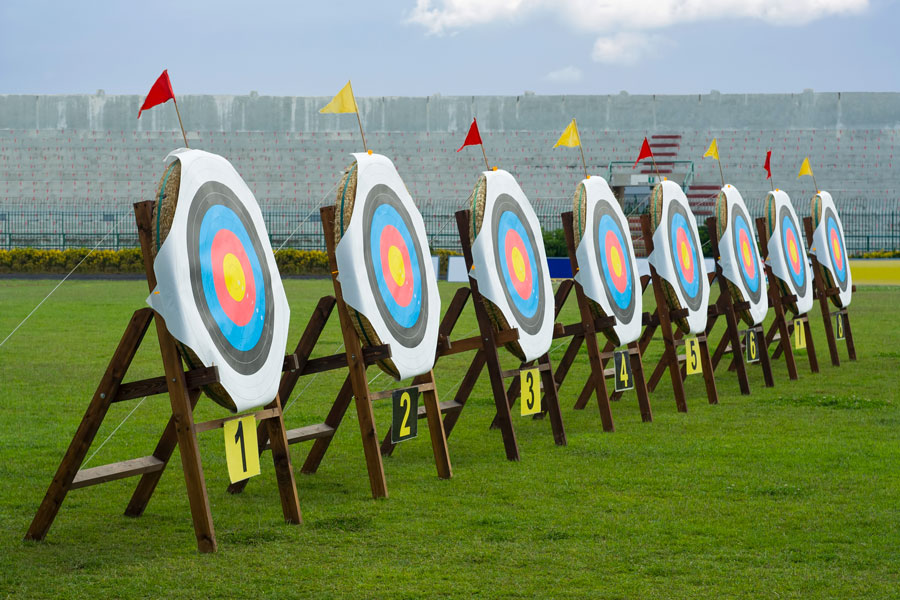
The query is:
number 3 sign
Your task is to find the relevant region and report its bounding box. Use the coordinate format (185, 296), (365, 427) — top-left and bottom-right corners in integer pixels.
(520, 368), (542, 416)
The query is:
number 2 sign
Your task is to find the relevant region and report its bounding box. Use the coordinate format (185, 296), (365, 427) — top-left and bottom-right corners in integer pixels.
(391, 388), (419, 443)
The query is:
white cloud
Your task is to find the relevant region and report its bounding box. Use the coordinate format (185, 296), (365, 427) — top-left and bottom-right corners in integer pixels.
(408, 0), (869, 35)
(546, 66), (583, 82)
(591, 32), (667, 65)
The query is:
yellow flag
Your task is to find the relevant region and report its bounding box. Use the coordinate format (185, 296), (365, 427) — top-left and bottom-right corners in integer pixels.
(553, 119), (581, 148)
(797, 157), (813, 178)
(703, 138), (719, 161)
(319, 80), (358, 114)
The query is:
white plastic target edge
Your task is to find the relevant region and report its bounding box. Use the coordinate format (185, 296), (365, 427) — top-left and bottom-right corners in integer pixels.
(469, 169), (554, 362)
(334, 152), (441, 379)
(646, 180), (710, 334)
(717, 185), (768, 325)
(810, 191), (853, 307)
(573, 176), (642, 345)
(765, 190), (814, 315)
(147, 149), (290, 412)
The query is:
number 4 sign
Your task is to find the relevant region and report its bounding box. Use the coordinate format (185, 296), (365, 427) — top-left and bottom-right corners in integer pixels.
(520, 368), (542, 416)
(613, 350), (634, 392)
(391, 388), (419, 443)
(224, 415), (261, 484)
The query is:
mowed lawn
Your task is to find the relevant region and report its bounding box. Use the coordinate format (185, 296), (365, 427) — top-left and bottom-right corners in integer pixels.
(1, 277), (899, 599)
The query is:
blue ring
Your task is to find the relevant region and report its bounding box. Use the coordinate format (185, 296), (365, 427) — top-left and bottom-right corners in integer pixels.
(597, 213), (634, 311)
(669, 211), (700, 299)
(369, 204), (422, 328)
(198, 205), (266, 352)
(497, 210), (539, 319)
(733, 213), (760, 294)
(826, 215), (847, 283)
(781, 214), (806, 290)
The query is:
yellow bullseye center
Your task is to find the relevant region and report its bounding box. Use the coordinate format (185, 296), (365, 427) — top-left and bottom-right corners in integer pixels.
(680, 242), (692, 270)
(511, 247), (526, 282)
(223, 253), (246, 301)
(388, 245), (406, 286)
(609, 246), (623, 278)
(788, 241), (798, 264)
(741, 242), (751, 265)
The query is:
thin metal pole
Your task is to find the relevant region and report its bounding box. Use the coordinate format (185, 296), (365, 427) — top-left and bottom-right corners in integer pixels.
(173, 98), (189, 148)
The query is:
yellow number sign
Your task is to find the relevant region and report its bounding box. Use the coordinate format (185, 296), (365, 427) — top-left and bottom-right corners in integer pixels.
(794, 319), (806, 349)
(520, 368), (541, 416)
(834, 312), (845, 340)
(613, 350), (634, 392)
(685, 337), (701, 375)
(745, 329), (760, 364)
(223, 415), (260, 484)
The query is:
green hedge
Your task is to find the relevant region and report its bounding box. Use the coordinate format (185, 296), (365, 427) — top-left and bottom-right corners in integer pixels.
(857, 250), (900, 259)
(0, 247), (461, 276)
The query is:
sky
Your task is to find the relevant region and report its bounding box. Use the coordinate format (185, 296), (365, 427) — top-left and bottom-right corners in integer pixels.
(1, 0), (898, 97)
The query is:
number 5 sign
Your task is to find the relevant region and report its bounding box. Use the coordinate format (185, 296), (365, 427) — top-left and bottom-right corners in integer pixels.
(223, 415), (261, 484)
(685, 337), (702, 375)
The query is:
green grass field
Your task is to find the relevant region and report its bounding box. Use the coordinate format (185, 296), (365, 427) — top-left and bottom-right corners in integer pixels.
(2, 278), (899, 599)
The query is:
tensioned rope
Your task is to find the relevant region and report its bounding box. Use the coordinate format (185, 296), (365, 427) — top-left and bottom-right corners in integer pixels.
(0, 211), (132, 350)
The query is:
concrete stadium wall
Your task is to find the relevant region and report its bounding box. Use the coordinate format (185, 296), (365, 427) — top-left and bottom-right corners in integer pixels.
(1, 91), (898, 253)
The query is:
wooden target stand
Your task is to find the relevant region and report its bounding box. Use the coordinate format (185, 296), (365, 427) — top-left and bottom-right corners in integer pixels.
(802, 216), (858, 367)
(544, 211), (653, 430)
(381, 209), (567, 461)
(635, 214), (719, 410)
(229, 205), (451, 500)
(702, 216), (776, 394)
(754, 218), (819, 379)
(25, 201), (301, 553)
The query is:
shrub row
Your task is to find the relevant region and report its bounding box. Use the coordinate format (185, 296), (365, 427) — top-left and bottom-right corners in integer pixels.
(0, 247), (462, 276)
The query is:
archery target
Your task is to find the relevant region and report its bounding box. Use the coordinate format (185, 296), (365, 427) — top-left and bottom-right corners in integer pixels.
(811, 191), (852, 307)
(647, 181), (710, 334)
(715, 185), (768, 326)
(334, 152), (440, 380)
(469, 169), (554, 362)
(148, 149), (290, 412)
(765, 190), (813, 316)
(573, 177), (641, 346)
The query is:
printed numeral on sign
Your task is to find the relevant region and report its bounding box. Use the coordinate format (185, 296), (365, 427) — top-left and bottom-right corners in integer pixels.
(224, 415), (261, 484)
(614, 350), (634, 392)
(794, 319), (806, 349)
(520, 368), (541, 416)
(745, 329), (760, 364)
(685, 337), (702, 375)
(391, 388), (419, 443)
(834, 312), (845, 340)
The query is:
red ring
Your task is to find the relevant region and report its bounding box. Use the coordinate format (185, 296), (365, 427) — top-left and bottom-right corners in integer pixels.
(675, 227), (695, 284)
(211, 229), (256, 327)
(379, 225), (414, 307)
(504, 229), (533, 300)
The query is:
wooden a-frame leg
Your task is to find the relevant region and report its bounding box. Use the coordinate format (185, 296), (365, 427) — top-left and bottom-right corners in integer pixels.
(25, 308), (154, 542)
(125, 388), (201, 517)
(155, 315), (217, 553)
(698, 334), (719, 405)
(538, 353), (567, 445)
(302, 376), (354, 474)
(843, 310), (858, 360)
(264, 393), (302, 523)
(623, 343), (651, 422)
(757, 325), (776, 388)
(440, 350), (485, 438)
(767, 311), (798, 380)
(802, 316), (820, 373)
(417, 371), (452, 479)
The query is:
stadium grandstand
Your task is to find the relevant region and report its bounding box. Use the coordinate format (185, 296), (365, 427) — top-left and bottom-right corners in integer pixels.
(1, 89), (897, 255)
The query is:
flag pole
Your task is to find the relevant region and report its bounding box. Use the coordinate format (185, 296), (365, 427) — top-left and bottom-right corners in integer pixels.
(650, 152), (662, 182)
(349, 81), (368, 153)
(173, 97), (189, 148)
(811, 171), (819, 194)
(480, 143), (490, 171)
(717, 154), (725, 188)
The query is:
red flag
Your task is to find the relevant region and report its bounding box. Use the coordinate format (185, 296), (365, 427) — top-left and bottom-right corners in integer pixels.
(633, 137), (653, 168)
(764, 150), (772, 179)
(138, 70), (175, 118)
(457, 118), (483, 152)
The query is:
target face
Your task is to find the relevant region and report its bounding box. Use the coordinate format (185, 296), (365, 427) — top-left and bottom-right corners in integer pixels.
(823, 207), (849, 291)
(593, 200), (636, 323)
(492, 194), (545, 334)
(666, 202), (704, 311)
(778, 206), (809, 298)
(363, 183), (429, 348)
(730, 204), (763, 305)
(188, 181), (274, 374)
